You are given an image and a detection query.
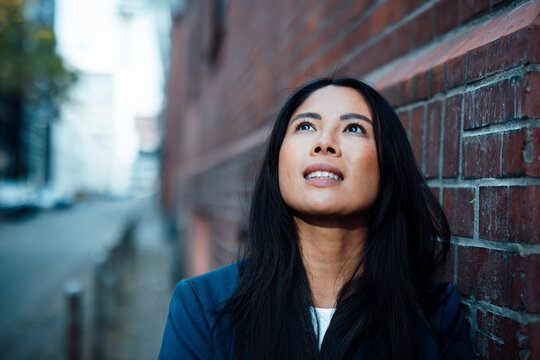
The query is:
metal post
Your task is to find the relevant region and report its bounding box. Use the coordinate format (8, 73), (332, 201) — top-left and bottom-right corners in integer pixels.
(92, 254), (106, 360)
(65, 280), (83, 360)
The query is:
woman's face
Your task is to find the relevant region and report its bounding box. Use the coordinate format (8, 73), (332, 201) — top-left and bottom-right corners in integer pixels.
(278, 85), (380, 219)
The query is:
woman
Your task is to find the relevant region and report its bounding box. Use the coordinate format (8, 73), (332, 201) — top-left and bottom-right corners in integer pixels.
(159, 77), (475, 359)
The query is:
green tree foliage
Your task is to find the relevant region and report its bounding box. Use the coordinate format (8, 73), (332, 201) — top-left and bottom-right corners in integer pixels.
(0, 0), (76, 116)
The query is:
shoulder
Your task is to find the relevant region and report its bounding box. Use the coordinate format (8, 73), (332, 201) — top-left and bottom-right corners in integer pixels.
(174, 260), (242, 312)
(158, 261), (242, 359)
(428, 282), (466, 332)
(425, 282), (475, 359)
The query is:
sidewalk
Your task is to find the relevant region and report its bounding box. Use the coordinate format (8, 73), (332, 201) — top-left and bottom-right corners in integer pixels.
(103, 199), (176, 360)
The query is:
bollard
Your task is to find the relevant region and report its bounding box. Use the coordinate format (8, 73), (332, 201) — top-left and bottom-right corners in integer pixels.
(65, 280), (83, 360)
(91, 217), (140, 360)
(92, 254), (106, 360)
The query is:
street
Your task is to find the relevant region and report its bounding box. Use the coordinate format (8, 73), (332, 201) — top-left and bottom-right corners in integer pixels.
(0, 197), (151, 359)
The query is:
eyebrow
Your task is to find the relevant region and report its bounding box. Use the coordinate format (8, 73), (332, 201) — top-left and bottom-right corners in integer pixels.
(340, 113), (372, 124)
(291, 112), (321, 122)
(291, 112), (372, 124)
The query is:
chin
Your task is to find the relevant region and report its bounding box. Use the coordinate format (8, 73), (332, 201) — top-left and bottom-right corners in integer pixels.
(297, 205), (346, 218)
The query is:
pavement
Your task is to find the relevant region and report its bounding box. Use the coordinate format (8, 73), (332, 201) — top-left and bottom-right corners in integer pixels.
(102, 198), (176, 360)
(0, 196), (178, 360)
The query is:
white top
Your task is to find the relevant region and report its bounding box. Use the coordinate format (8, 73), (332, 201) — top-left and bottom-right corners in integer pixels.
(311, 307), (336, 349)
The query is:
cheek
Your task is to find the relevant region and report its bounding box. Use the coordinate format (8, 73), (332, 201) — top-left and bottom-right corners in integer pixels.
(278, 143), (293, 188)
(278, 141), (302, 205)
(350, 146), (380, 193)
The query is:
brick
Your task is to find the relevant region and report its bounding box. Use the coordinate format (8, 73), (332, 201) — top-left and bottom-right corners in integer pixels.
(391, 21), (411, 59)
(349, 33), (394, 75)
(463, 77), (524, 130)
(402, 77), (414, 105)
(412, 71), (429, 101)
(460, 0), (490, 23)
(404, 0), (425, 14)
(525, 128), (540, 177)
(475, 335), (509, 360)
(430, 186), (440, 202)
(410, 105), (425, 167)
(505, 128), (538, 177)
(382, 82), (403, 107)
(397, 109), (410, 136)
(443, 187), (475, 238)
(446, 54), (466, 90)
(466, 30), (530, 83)
(462, 133), (500, 179)
(425, 100), (442, 178)
(508, 186), (540, 244)
(411, 7), (434, 49)
(458, 247), (540, 312)
(434, 239), (454, 283)
(349, 0), (377, 20)
(435, 0), (459, 35)
(430, 62), (446, 96)
(463, 72), (540, 130)
(443, 94), (462, 178)
(480, 186), (540, 244)
(529, 21), (540, 64)
(370, 0), (403, 34)
(462, 128), (532, 179)
(438, 243), (454, 284)
(523, 72), (540, 118)
(476, 311), (540, 360)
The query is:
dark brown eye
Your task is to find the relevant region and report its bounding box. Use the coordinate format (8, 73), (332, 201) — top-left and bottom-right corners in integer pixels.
(345, 124), (365, 134)
(296, 122), (315, 131)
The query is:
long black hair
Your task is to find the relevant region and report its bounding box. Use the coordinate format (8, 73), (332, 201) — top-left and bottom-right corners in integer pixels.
(221, 77), (450, 359)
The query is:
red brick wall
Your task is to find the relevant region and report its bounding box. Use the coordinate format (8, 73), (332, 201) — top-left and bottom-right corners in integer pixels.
(161, 1), (540, 358)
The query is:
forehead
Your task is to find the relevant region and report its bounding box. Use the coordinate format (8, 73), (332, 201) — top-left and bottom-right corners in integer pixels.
(292, 85), (372, 118)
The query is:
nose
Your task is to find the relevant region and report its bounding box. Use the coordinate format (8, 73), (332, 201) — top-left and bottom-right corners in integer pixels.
(311, 131), (341, 156)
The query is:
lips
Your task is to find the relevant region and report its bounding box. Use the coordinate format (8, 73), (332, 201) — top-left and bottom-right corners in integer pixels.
(303, 163), (344, 181)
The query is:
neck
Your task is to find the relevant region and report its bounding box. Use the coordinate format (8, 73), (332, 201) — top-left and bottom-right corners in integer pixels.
(295, 214), (368, 309)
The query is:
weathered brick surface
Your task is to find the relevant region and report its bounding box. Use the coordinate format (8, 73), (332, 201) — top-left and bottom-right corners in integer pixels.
(397, 109), (410, 137)
(443, 188), (475, 238)
(446, 54), (467, 90)
(479, 186), (540, 244)
(438, 243), (455, 284)
(462, 128), (534, 179)
(458, 247), (540, 312)
(429, 62), (445, 96)
(443, 94), (461, 178)
(461, 0), (490, 23)
(466, 29), (530, 83)
(425, 100), (442, 178)
(404, 0), (425, 14)
(162, 2), (540, 359)
(476, 310), (540, 360)
(411, 7), (434, 49)
(435, 0), (459, 35)
(464, 73), (539, 130)
(410, 105), (425, 167)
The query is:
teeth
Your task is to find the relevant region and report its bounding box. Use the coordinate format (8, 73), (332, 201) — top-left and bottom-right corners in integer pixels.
(306, 171), (342, 180)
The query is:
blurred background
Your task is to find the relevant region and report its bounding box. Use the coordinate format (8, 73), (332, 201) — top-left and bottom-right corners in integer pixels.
(1, 0), (174, 359)
(1, 0), (539, 359)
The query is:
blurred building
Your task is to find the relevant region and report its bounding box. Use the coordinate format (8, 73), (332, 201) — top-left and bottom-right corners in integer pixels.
(0, 0), (59, 209)
(1, 0), (172, 210)
(51, 0), (170, 199)
(161, 1), (540, 358)
(52, 72), (114, 196)
(129, 115), (160, 196)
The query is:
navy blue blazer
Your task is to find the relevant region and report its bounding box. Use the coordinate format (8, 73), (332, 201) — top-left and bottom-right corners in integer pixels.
(158, 262), (475, 359)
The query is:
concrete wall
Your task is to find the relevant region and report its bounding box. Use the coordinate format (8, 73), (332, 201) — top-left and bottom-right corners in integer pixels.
(161, 1), (540, 358)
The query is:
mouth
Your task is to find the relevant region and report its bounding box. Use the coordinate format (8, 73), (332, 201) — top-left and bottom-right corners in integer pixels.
(305, 171), (343, 180)
(303, 163), (344, 181)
